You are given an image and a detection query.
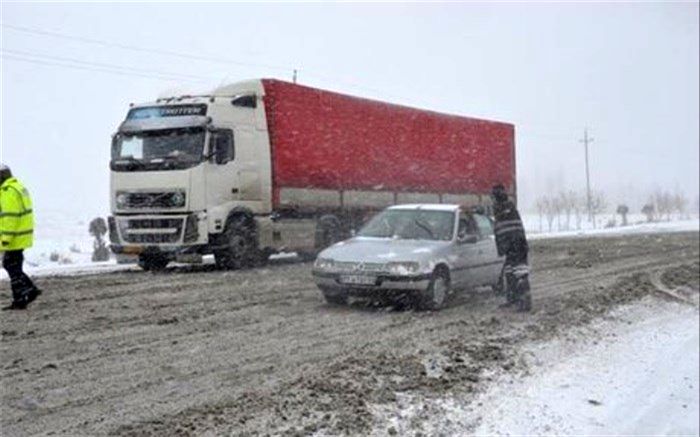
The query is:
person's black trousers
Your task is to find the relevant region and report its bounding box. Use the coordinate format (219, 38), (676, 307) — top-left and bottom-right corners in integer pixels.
(2, 250), (36, 304)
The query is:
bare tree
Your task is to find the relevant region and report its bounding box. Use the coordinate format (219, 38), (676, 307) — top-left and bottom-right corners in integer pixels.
(553, 196), (563, 231)
(544, 197), (556, 232)
(589, 191), (608, 229)
(616, 204), (629, 226)
(559, 191), (576, 231)
(672, 190), (688, 219)
(652, 190), (673, 221)
(641, 203), (655, 223)
(535, 196), (546, 233)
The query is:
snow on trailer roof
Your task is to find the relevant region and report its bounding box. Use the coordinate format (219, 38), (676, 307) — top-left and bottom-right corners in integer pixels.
(388, 204), (460, 211)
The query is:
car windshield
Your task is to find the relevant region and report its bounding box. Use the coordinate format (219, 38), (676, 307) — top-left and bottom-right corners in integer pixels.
(111, 127), (205, 170)
(357, 209), (456, 241)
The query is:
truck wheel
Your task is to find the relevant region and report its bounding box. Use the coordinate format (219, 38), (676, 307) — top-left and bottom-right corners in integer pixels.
(315, 215), (342, 250)
(214, 216), (259, 270)
(321, 288), (348, 305)
(418, 268), (450, 311)
(138, 254), (169, 272)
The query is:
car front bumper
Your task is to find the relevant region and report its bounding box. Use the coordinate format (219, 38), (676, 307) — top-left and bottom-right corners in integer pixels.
(312, 270), (432, 293)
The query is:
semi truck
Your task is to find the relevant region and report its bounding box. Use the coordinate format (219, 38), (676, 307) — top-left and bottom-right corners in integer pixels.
(108, 79), (516, 271)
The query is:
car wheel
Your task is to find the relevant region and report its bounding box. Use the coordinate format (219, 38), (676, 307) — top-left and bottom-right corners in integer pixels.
(418, 268), (450, 311)
(321, 288), (348, 305)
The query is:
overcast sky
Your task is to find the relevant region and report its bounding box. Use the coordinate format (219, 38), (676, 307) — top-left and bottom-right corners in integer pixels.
(1, 2), (698, 219)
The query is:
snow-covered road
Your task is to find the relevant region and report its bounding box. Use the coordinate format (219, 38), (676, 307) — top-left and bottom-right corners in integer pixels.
(475, 300), (699, 436)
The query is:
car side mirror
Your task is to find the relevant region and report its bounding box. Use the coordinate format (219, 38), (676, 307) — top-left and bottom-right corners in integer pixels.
(458, 234), (478, 244)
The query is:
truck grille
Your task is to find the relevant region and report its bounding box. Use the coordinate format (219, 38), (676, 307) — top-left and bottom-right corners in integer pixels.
(118, 191), (185, 209)
(118, 217), (185, 244)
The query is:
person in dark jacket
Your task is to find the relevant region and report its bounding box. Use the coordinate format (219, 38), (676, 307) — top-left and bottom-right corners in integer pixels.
(491, 184), (531, 312)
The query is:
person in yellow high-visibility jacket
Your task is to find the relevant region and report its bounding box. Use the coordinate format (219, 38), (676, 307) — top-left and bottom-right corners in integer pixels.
(1, 165), (41, 310)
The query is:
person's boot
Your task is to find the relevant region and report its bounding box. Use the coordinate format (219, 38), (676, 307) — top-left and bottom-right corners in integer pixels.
(2, 300), (27, 310)
(27, 288), (42, 305)
(517, 292), (532, 312)
(515, 275), (532, 312)
(499, 273), (518, 308)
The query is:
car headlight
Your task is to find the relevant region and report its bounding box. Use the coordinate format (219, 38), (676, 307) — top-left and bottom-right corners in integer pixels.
(115, 192), (128, 208)
(386, 261), (421, 275)
(171, 191), (186, 207)
(314, 257), (335, 270)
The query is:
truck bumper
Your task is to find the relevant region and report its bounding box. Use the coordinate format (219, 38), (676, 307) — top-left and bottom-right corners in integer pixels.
(109, 212), (209, 254)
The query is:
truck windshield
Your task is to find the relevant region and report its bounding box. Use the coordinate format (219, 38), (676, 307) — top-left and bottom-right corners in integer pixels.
(357, 209), (455, 241)
(111, 128), (205, 171)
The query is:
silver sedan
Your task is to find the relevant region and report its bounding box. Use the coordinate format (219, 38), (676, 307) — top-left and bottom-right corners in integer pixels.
(312, 204), (505, 310)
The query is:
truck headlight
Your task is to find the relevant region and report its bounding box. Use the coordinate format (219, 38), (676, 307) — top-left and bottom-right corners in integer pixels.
(170, 191), (186, 207)
(386, 262), (420, 275)
(115, 192), (128, 208)
(314, 257), (335, 270)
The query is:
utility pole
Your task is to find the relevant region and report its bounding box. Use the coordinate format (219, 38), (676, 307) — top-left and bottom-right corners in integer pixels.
(580, 128), (594, 222)
(292, 69), (297, 84)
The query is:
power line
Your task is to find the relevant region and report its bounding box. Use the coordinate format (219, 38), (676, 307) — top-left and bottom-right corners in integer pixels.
(0, 22), (293, 73)
(1, 48), (214, 81)
(0, 22), (408, 103)
(1, 53), (203, 82)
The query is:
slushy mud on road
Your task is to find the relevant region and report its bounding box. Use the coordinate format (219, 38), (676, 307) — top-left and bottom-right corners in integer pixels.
(1, 232), (698, 436)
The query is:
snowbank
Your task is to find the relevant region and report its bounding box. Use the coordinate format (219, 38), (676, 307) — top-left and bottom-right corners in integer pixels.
(374, 299), (699, 436)
(474, 300), (699, 436)
(528, 217), (699, 240)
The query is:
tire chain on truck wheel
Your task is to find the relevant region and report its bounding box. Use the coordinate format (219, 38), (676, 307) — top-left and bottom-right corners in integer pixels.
(314, 215), (342, 250)
(214, 216), (260, 270)
(138, 254), (169, 272)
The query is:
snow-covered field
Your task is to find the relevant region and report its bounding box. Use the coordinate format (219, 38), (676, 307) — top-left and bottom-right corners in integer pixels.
(1, 210), (697, 279)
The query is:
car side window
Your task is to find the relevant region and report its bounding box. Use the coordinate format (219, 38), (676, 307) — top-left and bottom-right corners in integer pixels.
(474, 214), (494, 237)
(458, 213), (478, 239)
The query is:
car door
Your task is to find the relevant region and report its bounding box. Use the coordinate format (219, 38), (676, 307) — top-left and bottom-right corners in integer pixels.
(452, 212), (482, 289)
(473, 213), (504, 286)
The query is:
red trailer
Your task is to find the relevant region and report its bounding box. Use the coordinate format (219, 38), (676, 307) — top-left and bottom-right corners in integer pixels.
(261, 79), (516, 211)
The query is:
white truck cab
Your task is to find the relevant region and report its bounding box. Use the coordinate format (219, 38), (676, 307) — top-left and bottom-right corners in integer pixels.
(109, 80), (280, 270)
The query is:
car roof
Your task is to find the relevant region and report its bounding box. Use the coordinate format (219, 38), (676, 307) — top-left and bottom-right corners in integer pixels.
(387, 204), (460, 212)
